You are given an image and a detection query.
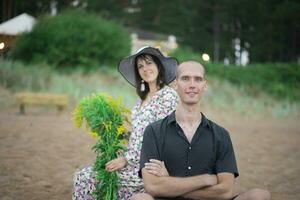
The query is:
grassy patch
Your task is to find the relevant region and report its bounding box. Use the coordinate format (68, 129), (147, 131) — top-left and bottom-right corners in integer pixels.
(0, 60), (137, 108)
(170, 47), (300, 102)
(0, 60), (299, 117)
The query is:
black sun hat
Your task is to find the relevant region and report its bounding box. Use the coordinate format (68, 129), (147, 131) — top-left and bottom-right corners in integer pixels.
(118, 46), (178, 87)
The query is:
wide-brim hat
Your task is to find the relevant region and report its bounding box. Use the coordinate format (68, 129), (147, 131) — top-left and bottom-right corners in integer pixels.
(118, 46), (178, 87)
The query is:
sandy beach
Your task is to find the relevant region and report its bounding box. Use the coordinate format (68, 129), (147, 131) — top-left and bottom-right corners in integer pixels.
(0, 107), (299, 200)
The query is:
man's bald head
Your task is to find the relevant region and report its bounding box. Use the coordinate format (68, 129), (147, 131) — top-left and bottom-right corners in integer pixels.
(176, 60), (205, 79)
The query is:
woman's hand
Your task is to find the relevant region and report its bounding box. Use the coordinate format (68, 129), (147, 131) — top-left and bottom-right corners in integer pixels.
(105, 156), (127, 172)
(144, 159), (169, 177)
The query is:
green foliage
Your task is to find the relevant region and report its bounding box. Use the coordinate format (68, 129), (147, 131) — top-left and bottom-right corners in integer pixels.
(170, 46), (203, 63)
(0, 60), (137, 107)
(73, 93), (130, 200)
(13, 0), (300, 62)
(84, 0), (300, 63)
(205, 63), (300, 101)
(1, 60), (299, 117)
(14, 0), (74, 17)
(0, 60), (53, 91)
(12, 9), (131, 68)
(170, 47), (300, 101)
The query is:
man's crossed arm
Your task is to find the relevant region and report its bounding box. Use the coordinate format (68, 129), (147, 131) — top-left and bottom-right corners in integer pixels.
(142, 159), (235, 200)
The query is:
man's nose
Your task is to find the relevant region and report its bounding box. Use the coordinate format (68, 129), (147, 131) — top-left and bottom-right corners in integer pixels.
(188, 79), (196, 87)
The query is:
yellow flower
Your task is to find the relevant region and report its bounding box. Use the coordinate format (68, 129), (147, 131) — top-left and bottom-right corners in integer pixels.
(72, 105), (83, 128)
(88, 131), (99, 139)
(103, 121), (112, 130)
(120, 139), (128, 146)
(107, 95), (121, 110)
(122, 107), (131, 114)
(100, 93), (113, 103)
(117, 125), (125, 136)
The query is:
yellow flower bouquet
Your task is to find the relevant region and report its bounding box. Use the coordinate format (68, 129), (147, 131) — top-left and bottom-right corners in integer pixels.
(72, 93), (130, 200)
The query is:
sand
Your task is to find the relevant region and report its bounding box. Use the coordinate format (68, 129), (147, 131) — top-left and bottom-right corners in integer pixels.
(0, 107), (299, 200)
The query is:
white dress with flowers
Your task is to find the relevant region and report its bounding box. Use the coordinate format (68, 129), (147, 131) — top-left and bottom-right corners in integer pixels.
(73, 86), (178, 200)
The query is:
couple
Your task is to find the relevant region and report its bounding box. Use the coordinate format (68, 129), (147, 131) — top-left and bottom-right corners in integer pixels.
(73, 46), (270, 200)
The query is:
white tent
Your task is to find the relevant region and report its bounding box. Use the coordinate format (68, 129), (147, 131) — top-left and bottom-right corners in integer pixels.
(0, 13), (36, 35)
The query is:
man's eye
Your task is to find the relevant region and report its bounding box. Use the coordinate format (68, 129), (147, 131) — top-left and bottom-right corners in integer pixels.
(181, 77), (189, 81)
(195, 77), (203, 82)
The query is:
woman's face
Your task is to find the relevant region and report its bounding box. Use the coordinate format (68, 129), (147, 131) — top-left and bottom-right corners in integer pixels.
(136, 55), (159, 85)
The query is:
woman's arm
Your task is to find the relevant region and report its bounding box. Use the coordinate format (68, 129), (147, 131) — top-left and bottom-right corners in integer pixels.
(105, 156), (127, 172)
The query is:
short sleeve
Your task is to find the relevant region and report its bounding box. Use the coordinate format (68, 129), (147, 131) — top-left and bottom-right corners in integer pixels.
(139, 125), (161, 178)
(215, 130), (239, 178)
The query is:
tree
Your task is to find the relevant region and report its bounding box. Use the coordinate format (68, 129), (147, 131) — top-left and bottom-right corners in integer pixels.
(12, 9), (131, 67)
(12, 0), (300, 62)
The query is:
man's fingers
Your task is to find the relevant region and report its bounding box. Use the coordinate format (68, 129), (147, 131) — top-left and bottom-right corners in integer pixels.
(145, 161), (162, 167)
(146, 169), (160, 176)
(149, 159), (163, 165)
(144, 165), (159, 171)
(145, 163), (161, 170)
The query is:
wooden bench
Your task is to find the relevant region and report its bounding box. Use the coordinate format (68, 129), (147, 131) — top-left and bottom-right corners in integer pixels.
(16, 92), (69, 114)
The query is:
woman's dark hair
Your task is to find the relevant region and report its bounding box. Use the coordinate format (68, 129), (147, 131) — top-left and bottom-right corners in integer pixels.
(134, 54), (166, 100)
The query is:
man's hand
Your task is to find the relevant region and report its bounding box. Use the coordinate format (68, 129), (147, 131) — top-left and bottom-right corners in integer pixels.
(145, 159), (169, 177)
(105, 156), (127, 172)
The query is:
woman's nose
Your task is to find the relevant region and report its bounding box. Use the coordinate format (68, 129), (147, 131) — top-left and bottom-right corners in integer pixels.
(142, 64), (150, 70)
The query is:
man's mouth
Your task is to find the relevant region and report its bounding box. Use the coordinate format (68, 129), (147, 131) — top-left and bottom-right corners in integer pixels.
(186, 92), (198, 96)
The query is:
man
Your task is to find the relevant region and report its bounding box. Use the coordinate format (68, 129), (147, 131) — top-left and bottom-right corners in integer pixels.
(132, 61), (270, 200)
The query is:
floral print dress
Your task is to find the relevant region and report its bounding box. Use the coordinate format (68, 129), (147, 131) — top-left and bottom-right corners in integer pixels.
(73, 86), (178, 200)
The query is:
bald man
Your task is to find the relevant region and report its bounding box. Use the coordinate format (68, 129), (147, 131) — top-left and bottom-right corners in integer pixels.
(132, 61), (270, 200)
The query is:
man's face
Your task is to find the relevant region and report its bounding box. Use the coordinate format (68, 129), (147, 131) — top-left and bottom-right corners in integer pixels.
(175, 62), (207, 105)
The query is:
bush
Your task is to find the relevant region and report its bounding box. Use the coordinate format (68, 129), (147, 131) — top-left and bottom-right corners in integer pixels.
(170, 46), (203, 63)
(12, 9), (131, 68)
(206, 63), (300, 101)
(170, 47), (300, 101)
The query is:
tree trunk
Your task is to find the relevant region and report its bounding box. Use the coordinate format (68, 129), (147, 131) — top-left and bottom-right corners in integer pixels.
(213, 3), (220, 63)
(1, 0), (16, 22)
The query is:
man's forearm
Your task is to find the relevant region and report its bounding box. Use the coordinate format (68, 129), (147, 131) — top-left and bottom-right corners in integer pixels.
(143, 172), (217, 198)
(182, 181), (234, 200)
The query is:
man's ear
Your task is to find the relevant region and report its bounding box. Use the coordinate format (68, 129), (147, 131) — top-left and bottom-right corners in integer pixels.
(203, 80), (208, 91)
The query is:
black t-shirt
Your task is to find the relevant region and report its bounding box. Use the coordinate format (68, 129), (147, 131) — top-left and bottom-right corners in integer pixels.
(139, 111), (239, 178)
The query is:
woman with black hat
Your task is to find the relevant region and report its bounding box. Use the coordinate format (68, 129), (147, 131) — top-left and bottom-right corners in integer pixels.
(73, 46), (179, 200)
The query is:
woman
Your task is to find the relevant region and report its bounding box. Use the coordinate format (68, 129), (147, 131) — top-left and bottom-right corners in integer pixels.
(73, 46), (178, 200)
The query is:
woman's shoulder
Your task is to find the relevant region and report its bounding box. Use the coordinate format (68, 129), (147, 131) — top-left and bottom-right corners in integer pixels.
(156, 86), (178, 102)
(160, 85), (177, 95)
